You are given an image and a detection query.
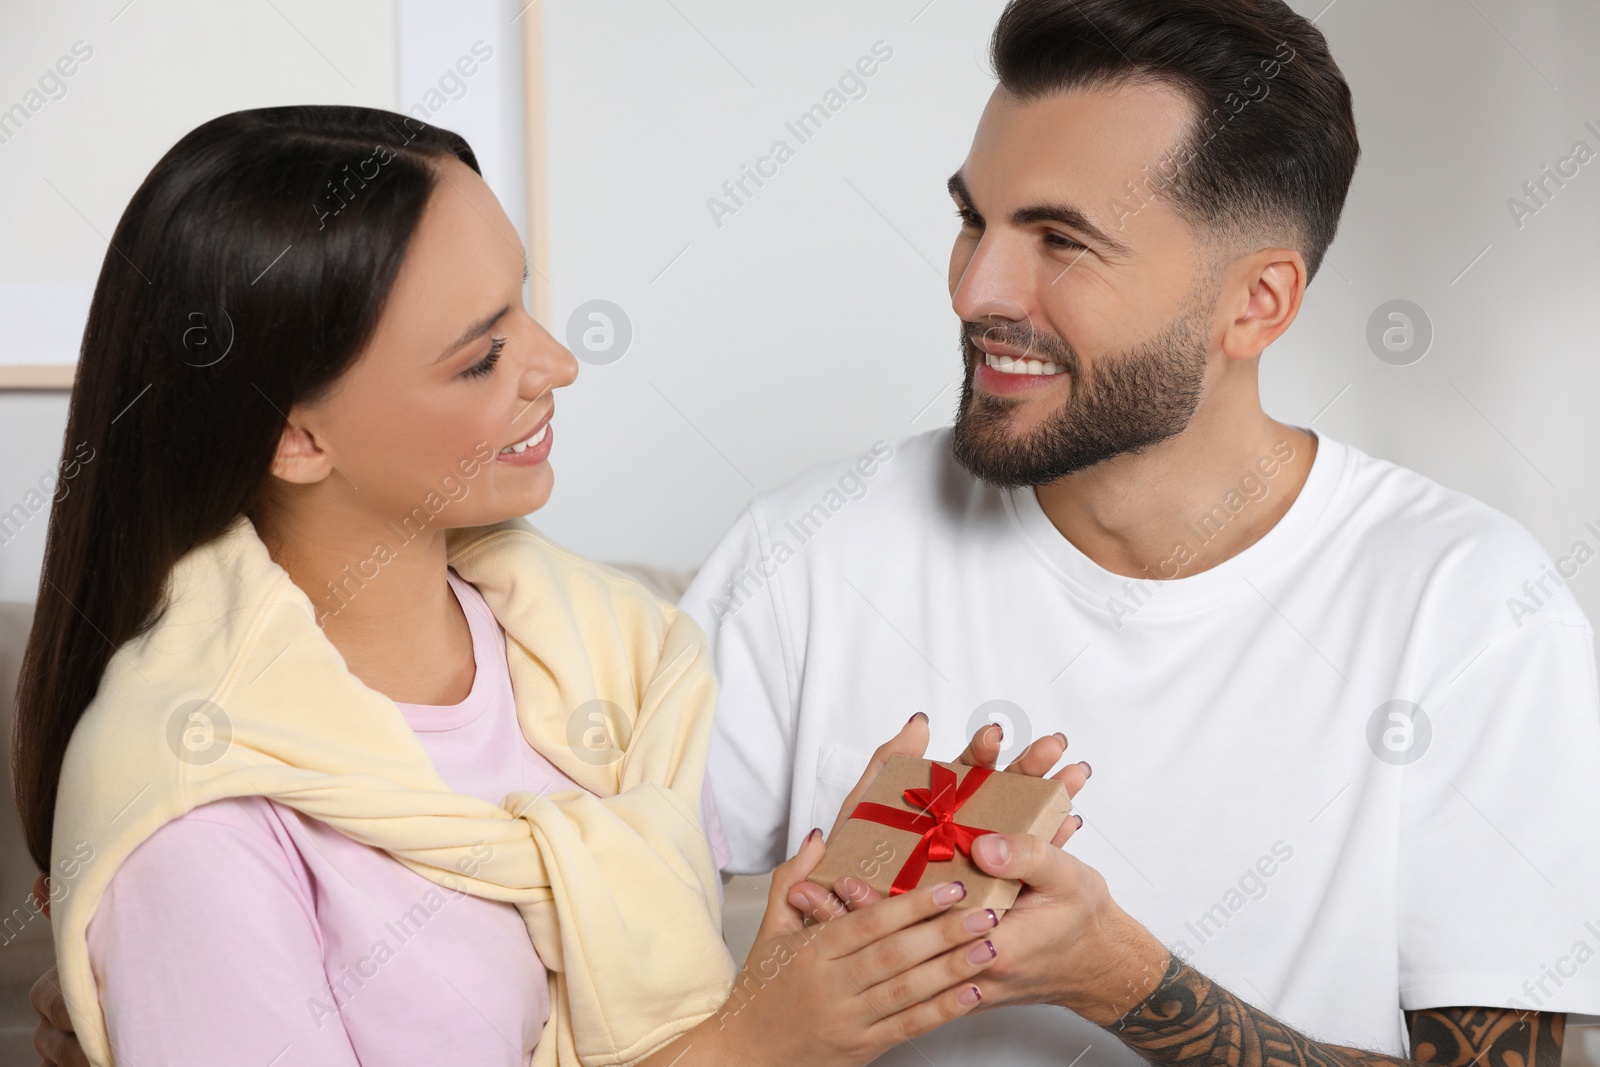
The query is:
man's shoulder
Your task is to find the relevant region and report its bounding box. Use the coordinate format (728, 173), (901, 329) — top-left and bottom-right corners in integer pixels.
(1323, 436), (1591, 630)
(739, 426), (990, 538)
(1332, 437), (1541, 557)
(682, 428), (986, 627)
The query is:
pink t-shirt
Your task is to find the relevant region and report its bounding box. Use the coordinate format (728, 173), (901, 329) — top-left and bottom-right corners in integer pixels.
(86, 567), (732, 1066)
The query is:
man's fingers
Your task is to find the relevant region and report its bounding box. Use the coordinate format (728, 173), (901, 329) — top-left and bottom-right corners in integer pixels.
(832, 876), (886, 910)
(820, 878), (973, 959)
(970, 832), (1079, 896)
(954, 722), (1004, 768)
(790, 870), (893, 926)
(29, 967), (89, 1067)
(31, 873), (50, 920)
(826, 713), (931, 840)
(29, 968), (71, 1031)
(787, 879), (846, 924)
(35, 1019), (90, 1067)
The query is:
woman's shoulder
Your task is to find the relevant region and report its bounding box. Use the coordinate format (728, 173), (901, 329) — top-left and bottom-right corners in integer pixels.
(95, 796), (313, 912)
(448, 518), (705, 650)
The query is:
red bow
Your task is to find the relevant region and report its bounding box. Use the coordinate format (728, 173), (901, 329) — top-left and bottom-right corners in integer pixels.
(847, 763), (995, 895)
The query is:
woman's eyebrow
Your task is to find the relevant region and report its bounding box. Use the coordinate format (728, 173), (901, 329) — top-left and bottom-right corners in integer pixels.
(433, 253), (531, 364)
(434, 305), (510, 363)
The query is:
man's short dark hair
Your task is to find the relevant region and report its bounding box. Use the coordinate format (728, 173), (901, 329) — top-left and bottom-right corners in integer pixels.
(990, 0), (1359, 283)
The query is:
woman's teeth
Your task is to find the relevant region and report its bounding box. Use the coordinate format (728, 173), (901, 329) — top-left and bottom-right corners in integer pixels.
(499, 423), (549, 455)
(985, 351), (1064, 376)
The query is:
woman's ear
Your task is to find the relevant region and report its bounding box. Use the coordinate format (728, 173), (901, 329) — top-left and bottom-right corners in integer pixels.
(269, 417), (334, 485)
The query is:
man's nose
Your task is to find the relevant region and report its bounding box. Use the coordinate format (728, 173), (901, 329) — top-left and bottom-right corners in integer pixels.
(951, 230), (1040, 331)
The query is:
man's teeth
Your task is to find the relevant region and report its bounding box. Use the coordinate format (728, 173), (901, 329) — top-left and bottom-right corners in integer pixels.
(985, 351), (1064, 376)
(498, 423), (550, 454)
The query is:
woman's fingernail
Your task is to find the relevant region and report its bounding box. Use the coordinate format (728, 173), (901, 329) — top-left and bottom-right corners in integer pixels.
(967, 940), (997, 965)
(932, 880), (967, 905)
(1054, 732), (1068, 747)
(789, 891), (809, 911)
(907, 711), (928, 725)
(957, 984), (983, 1007)
(1080, 760), (1092, 778)
(837, 876), (863, 899)
(991, 722), (1004, 741)
(806, 827), (822, 843)
(964, 908), (999, 933)
(1073, 813), (1084, 829)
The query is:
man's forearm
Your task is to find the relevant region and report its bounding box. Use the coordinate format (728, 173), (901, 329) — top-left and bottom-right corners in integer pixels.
(1103, 955), (1564, 1067)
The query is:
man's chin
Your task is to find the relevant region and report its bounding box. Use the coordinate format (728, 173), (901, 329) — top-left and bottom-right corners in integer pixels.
(950, 421), (1050, 489)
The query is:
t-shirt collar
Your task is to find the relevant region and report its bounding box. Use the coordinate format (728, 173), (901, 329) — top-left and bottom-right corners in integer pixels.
(1000, 427), (1348, 615)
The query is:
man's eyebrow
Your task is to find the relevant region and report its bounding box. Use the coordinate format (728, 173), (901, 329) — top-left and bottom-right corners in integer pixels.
(433, 252), (531, 364)
(947, 170), (1133, 258)
(947, 171), (973, 206)
(1013, 203), (1133, 258)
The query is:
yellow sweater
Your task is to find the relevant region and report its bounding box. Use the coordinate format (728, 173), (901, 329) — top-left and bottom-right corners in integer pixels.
(50, 514), (737, 1066)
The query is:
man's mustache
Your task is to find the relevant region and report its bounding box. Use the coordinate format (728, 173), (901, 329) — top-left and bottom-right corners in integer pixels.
(962, 321), (1078, 374)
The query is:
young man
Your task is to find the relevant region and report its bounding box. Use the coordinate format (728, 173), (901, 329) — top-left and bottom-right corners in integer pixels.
(683, 1), (1600, 1066)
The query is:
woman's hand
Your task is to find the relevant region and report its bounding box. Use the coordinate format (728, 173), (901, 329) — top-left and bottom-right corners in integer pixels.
(786, 717), (1144, 1019)
(824, 713), (1089, 846)
(653, 829), (999, 1067)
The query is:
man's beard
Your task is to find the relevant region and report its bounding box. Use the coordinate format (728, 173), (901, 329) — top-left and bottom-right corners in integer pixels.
(950, 295), (1212, 489)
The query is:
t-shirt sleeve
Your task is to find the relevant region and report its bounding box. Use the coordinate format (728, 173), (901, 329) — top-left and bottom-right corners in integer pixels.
(680, 504), (800, 875)
(86, 800), (363, 1066)
(700, 770), (731, 906)
(1398, 617), (1600, 1013)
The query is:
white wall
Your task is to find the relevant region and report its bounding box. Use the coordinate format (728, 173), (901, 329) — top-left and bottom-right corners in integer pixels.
(0, 0), (530, 602)
(530, 0), (1600, 640)
(4, 0), (1599, 648)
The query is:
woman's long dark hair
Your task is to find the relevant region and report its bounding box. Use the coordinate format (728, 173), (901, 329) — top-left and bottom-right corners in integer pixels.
(11, 105), (480, 871)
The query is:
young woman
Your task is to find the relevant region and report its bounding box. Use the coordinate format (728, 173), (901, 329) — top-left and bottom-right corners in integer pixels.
(9, 105), (1017, 1067)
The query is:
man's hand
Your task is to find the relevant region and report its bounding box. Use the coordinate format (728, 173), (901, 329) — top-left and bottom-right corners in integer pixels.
(794, 719), (1161, 1017)
(793, 819), (1166, 1018)
(963, 829), (1169, 1019)
(794, 729), (1570, 1067)
(31, 966), (88, 1067)
(28, 874), (90, 1067)
(31, 872), (51, 919)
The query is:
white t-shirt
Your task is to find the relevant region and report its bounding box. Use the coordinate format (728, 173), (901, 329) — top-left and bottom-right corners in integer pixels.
(681, 426), (1600, 1067)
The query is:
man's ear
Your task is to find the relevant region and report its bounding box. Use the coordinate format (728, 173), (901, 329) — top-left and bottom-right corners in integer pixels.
(269, 417), (334, 485)
(1219, 247), (1306, 362)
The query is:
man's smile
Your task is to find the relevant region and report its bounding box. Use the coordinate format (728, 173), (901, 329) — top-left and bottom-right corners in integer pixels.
(971, 336), (1070, 396)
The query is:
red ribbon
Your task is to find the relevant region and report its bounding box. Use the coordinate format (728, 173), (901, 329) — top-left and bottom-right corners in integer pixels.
(847, 763), (996, 895)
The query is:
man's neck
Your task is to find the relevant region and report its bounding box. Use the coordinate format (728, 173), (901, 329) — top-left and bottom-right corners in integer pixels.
(1031, 409), (1318, 581)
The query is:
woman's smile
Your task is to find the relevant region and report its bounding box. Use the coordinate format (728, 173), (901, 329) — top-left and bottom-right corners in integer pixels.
(495, 414), (553, 466)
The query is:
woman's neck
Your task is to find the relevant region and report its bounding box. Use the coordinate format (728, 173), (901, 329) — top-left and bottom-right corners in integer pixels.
(251, 506), (476, 705)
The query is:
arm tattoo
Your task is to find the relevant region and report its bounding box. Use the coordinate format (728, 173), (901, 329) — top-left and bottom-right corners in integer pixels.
(1405, 1006), (1563, 1067)
(1105, 955), (1564, 1067)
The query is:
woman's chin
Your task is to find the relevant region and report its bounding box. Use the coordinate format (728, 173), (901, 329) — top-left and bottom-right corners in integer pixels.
(490, 478), (556, 522)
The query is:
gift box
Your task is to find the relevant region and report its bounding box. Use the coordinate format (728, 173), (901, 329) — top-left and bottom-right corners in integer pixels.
(806, 753), (1073, 913)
